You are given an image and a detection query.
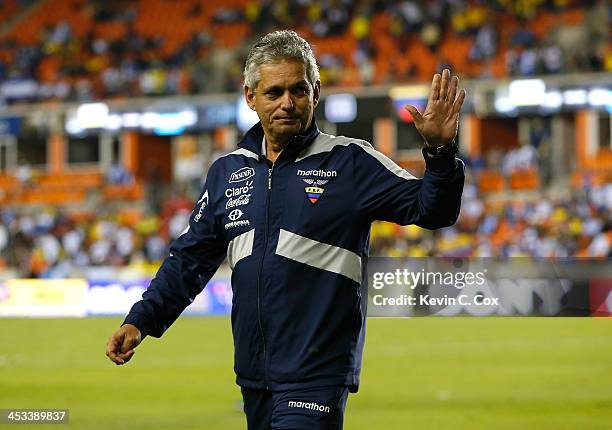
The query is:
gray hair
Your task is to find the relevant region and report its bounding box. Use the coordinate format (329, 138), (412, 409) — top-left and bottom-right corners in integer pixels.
(243, 30), (320, 90)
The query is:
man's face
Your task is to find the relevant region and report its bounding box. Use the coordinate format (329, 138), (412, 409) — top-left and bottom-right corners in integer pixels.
(245, 59), (320, 143)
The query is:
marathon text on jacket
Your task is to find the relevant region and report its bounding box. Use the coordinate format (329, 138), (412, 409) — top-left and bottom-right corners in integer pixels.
(296, 169), (337, 177)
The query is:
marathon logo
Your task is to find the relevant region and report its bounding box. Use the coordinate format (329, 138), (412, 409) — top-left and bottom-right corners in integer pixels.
(297, 169), (337, 178)
(229, 167), (255, 183)
(287, 400), (330, 414)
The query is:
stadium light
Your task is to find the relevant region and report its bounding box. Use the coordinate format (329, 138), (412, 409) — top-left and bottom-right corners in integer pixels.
(236, 97), (259, 132)
(121, 112), (141, 128)
(587, 88), (611, 107)
(542, 90), (563, 109)
(76, 102), (109, 128)
(178, 109), (198, 127)
(508, 79), (546, 106)
(153, 112), (188, 136)
(140, 112), (159, 129)
(563, 89), (587, 105)
(494, 97), (515, 114)
(104, 114), (122, 131)
(65, 116), (84, 135)
(325, 94), (357, 123)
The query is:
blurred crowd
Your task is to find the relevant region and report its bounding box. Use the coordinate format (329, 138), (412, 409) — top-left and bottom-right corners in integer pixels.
(370, 183), (612, 258)
(1, 181), (611, 278)
(0, 190), (195, 278)
(0, 0), (609, 103)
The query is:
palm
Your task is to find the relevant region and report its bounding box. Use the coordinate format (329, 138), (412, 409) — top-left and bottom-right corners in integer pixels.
(405, 69), (466, 149)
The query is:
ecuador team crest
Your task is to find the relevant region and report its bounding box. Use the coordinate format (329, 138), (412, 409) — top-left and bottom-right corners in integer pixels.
(303, 179), (328, 204)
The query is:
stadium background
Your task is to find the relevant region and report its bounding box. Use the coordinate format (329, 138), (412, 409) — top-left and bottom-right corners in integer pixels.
(0, 0), (610, 428)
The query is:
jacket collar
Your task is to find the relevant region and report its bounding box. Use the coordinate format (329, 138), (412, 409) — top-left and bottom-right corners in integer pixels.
(238, 119), (320, 161)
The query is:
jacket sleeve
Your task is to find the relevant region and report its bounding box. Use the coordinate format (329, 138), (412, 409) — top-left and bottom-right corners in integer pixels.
(122, 167), (227, 339)
(354, 143), (465, 229)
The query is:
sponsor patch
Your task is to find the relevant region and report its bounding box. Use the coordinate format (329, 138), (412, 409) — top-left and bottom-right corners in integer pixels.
(224, 220), (250, 230)
(194, 190), (209, 222)
(297, 169), (337, 178)
(225, 180), (254, 198)
(225, 193), (251, 209)
(287, 400), (330, 413)
(229, 167), (255, 183)
(228, 209), (243, 221)
(303, 179), (328, 204)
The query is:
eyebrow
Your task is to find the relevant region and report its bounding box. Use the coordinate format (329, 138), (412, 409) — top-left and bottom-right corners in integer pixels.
(262, 81), (309, 92)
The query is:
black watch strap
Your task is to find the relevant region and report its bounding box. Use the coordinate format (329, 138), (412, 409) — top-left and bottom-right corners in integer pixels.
(425, 140), (459, 158)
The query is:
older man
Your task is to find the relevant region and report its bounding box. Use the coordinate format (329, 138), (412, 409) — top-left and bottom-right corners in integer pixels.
(107, 30), (465, 429)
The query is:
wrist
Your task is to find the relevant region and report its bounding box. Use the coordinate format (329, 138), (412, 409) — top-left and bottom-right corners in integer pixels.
(422, 147), (458, 175)
(424, 140), (458, 158)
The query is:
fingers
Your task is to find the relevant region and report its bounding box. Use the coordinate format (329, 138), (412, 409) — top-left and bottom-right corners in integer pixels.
(118, 349), (135, 364)
(439, 69), (450, 101)
(106, 334), (125, 365)
(106, 326), (141, 366)
(429, 73), (441, 101)
(404, 105), (423, 126)
(447, 75), (458, 104)
(451, 89), (466, 117)
(119, 326), (141, 353)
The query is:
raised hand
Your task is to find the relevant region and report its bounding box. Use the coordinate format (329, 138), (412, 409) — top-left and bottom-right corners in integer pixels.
(405, 69), (466, 149)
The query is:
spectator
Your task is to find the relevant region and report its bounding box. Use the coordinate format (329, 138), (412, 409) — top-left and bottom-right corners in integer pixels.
(0, 0), (606, 103)
(469, 23), (497, 61)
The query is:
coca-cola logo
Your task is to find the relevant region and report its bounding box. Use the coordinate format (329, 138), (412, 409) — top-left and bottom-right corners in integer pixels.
(225, 193), (251, 209)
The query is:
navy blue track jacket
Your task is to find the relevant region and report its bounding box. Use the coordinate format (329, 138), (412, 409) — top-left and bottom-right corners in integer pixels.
(123, 120), (465, 392)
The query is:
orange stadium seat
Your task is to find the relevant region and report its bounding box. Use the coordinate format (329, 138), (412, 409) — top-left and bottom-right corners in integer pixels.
(37, 173), (103, 190)
(103, 182), (144, 202)
(509, 169), (540, 190)
(118, 208), (145, 227)
(0, 0), (19, 24)
(561, 8), (585, 25)
(0, 174), (17, 191)
(0, 0), (594, 96)
(477, 170), (505, 193)
(19, 188), (87, 205)
(5, 0), (90, 45)
(571, 170), (612, 189)
(94, 21), (126, 42)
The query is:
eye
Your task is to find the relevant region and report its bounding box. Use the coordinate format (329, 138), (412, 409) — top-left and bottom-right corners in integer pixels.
(292, 86), (309, 97)
(265, 88), (283, 99)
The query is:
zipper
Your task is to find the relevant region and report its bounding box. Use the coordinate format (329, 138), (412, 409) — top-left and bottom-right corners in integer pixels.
(256, 163), (274, 390)
(268, 167), (272, 189)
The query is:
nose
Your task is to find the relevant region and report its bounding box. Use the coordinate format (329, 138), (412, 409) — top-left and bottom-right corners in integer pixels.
(280, 90), (295, 111)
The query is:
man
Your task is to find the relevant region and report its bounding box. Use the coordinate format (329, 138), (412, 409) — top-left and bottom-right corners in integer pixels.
(106, 30), (465, 429)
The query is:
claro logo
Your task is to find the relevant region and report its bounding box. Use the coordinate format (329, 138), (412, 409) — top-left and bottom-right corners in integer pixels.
(229, 167), (255, 183)
(226, 181), (253, 198)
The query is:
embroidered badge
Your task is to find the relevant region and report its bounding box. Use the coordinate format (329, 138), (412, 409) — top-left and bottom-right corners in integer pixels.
(303, 179), (328, 204)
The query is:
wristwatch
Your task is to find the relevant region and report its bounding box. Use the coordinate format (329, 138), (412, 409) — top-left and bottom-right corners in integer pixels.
(424, 140), (458, 158)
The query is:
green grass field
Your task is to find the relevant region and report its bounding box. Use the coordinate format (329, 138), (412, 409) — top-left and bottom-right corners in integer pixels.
(0, 317), (611, 429)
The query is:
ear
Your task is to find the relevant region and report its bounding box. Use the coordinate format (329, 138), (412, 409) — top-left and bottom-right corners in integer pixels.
(244, 85), (256, 111)
(312, 80), (321, 109)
